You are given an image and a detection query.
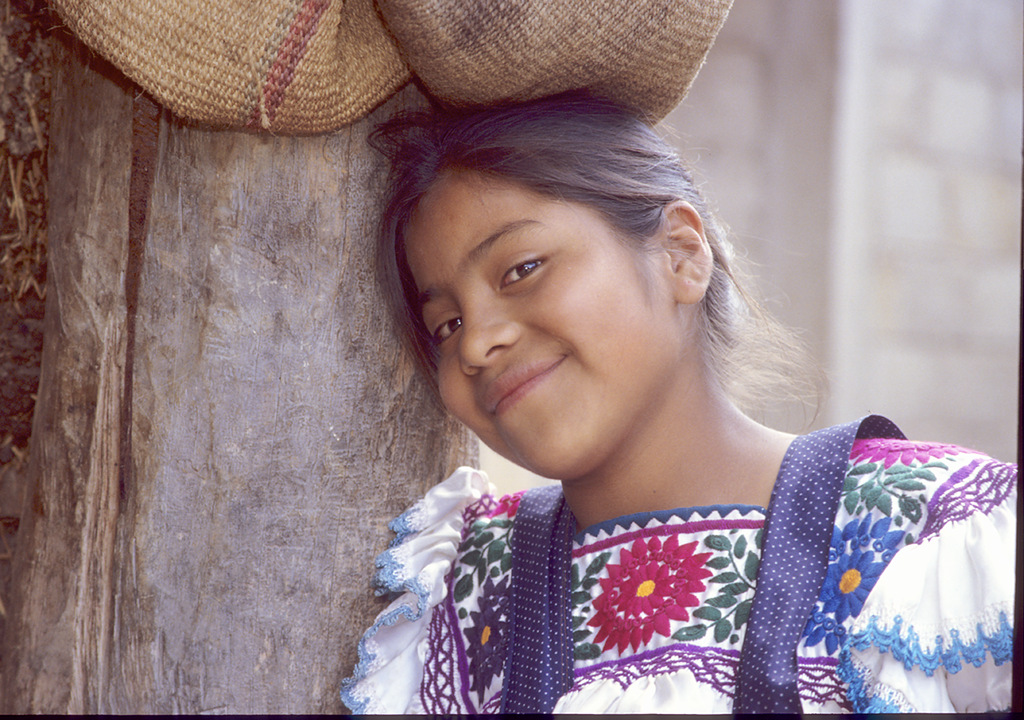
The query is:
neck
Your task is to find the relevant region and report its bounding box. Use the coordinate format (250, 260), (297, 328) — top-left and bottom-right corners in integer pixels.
(559, 383), (794, 531)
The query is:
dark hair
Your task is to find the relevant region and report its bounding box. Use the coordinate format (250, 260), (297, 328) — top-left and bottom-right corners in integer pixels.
(370, 91), (818, 415)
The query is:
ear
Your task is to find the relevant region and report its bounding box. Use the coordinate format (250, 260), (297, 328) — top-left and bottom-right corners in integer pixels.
(658, 200), (714, 305)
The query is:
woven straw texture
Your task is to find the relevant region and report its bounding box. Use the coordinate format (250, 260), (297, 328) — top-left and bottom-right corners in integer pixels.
(50, 0), (411, 133)
(51, 0), (732, 133)
(378, 0), (732, 121)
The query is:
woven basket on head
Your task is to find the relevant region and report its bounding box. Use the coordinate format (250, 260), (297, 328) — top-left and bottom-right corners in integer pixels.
(50, 0), (732, 133)
(378, 0), (733, 123)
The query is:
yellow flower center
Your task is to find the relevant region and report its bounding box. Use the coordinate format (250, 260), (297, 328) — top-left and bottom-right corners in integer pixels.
(839, 569), (862, 594)
(481, 625), (492, 645)
(636, 580), (657, 597)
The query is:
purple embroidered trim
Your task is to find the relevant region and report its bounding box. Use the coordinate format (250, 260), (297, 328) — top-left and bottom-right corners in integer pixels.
(574, 518), (764, 558)
(463, 494), (499, 527)
(797, 656), (850, 710)
(420, 596), (464, 713)
(568, 643), (848, 708)
(572, 643), (740, 696)
(919, 458), (1016, 542)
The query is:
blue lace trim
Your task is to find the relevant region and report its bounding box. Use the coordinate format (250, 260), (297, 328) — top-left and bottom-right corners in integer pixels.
(848, 612), (1014, 676)
(370, 501), (429, 596)
(836, 612), (1013, 712)
(339, 575), (432, 714)
(836, 654), (913, 713)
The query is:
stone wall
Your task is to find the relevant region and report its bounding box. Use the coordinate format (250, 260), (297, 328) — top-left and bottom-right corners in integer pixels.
(486, 0), (1021, 493)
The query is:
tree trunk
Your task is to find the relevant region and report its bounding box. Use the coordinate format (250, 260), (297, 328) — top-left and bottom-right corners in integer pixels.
(0, 36), (473, 713)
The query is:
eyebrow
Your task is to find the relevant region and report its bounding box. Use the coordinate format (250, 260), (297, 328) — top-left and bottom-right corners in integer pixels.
(416, 218), (540, 309)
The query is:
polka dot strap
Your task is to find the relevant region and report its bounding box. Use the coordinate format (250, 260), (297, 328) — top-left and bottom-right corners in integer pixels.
(734, 414), (904, 713)
(500, 484), (576, 713)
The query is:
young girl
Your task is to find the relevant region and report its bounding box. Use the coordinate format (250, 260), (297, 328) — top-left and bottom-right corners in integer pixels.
(340, 92), (1016, 714)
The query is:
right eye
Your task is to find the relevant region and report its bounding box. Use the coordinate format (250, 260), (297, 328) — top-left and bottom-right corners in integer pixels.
(432, 316), (462, 344)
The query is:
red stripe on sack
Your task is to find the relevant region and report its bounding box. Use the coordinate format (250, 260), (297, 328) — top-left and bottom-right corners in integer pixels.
(250, 0), (329, 129)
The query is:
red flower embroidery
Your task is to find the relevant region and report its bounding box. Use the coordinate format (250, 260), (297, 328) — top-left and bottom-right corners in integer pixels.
(588, 535), (712, 653)
(851, 438), (964, 469)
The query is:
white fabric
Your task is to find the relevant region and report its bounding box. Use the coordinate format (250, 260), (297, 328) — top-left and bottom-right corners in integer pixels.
(846, 484), (1016, 713)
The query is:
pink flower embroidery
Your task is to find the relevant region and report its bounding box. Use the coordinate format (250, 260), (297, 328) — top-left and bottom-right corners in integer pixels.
(588, 535), (712, 653)
(487, 491), (524, 519)
(851, 438), (963, 469)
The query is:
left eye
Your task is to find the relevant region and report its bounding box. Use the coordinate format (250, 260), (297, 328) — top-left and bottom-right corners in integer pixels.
(502, 259), (542, 286)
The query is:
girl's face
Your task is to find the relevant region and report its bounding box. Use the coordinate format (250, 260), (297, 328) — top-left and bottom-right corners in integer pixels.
(404, 171), (709, 481)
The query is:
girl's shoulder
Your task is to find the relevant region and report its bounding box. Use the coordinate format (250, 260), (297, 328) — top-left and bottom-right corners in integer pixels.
(811, 436), (1017, 713)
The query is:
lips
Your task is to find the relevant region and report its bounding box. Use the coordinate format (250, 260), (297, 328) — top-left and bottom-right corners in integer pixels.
(484, 356), (565, 415)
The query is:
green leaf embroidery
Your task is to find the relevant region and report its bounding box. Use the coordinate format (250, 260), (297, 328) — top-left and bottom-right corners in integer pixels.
(706, 556), (731, 570)
(710, 571), (740, 584)
(582, 577), (599, 590)
(734, 598), (753, 628)
(707, 594), (738, 609)
(898, 495), (922, 523)
(571, 590), (591, 606)
(462, 549), (482, 567)
(744, 552), (760, 581)
(572, 629), (592, 643)
(472, 531), (495, 548)
(849, 462), (878, 475)
(572, 615), (587, 629)
(723, 581), (748, 596)
(585, 552), (612, 577)
(704, 535), (732, 551)
(574, 643), (601, 660)
(453, 573), (475, 603)
(734, 534), (748, 558)
(714, 619), (732, 643)
(693, 606), (722, 622)
(500, 553), (512, 573)
(862, 483), (882, 503)
(910, 469), (936, 482)
(843, 490), (859, 515)
(487, 539), (506, 564)
(875, 492), (893, 516)
(893, 478), (927, 491)
(672, 625), (707, 641)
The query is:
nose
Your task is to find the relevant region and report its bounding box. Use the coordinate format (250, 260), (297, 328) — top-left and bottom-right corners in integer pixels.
(458, 312), (520, 374)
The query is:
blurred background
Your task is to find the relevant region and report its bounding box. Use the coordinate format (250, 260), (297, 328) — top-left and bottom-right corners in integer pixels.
(484, 0), (1022, 493)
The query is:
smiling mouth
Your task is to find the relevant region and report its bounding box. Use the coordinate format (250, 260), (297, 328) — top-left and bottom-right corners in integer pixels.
(486, 357), (566, 415)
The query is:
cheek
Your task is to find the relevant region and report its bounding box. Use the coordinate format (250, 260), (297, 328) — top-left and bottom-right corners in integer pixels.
(436, 361), (477, 424)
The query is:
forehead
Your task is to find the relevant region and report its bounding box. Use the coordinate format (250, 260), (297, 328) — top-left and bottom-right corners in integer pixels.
(404, 172), (547, 284)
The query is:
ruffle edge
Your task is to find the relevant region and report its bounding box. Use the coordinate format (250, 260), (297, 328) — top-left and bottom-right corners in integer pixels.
(340, 467), (495, 714)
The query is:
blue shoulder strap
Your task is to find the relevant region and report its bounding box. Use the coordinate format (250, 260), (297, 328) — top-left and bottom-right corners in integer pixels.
(500, 483), (576, 713)
(733, 414), (904, 713)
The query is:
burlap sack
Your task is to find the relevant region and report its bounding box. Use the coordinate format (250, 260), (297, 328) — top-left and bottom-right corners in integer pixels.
(50, 0), (732, 133)
(379, 0), (733, 122)
(49, 0), (411, 133)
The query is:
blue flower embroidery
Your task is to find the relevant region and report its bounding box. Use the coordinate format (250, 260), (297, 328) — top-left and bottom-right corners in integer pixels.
(804, 516), (904, 653)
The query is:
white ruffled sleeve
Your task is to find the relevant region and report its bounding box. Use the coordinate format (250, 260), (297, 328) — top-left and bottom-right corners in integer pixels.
(340, 467), (494, 714)
(840, 467), (1016, 713)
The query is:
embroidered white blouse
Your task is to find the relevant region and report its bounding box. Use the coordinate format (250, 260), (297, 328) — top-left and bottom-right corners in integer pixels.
(341, 437), (1016, 713)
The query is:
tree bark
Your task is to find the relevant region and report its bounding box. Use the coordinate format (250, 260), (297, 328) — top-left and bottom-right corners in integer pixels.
(1, 36), (473, 713)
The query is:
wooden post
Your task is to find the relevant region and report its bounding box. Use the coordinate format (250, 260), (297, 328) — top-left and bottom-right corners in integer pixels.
(0, 36), (473, 713)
